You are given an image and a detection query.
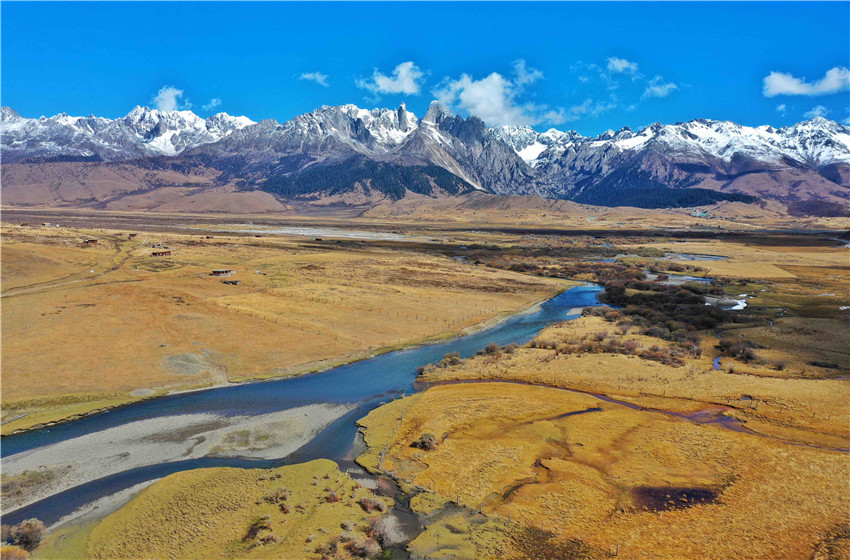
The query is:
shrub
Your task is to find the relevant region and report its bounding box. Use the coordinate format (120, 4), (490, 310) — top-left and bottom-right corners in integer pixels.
(358, 497), (387, 513)
(623, 340), (640, 352)
(0, 526), (9, 544)
(739, 348), (758, 363)
(257, 534), (278, 546)
(263, 487), (289, 504)
(0, 545), (29, 560)
(7, 520), (44, 553)
(345, 536), (382, 558)
(367, 515), (395, 546)
(483, 342), (501, 355)
(314, 536), (344, 557)
(503, 343), (519, 354)
(410, 433), (437, 451)
(437, 352), (462, 367)
(326, 491), (341, 503)
(604, 311), (621, 322)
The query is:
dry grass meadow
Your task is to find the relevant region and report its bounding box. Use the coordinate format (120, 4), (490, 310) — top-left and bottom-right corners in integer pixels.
(32, 459), (393, 560)
(3, 208), (849, 560)
(1, 222), (564, 434)
(358, 378), (849, 559)
(354, 232), (850, 560)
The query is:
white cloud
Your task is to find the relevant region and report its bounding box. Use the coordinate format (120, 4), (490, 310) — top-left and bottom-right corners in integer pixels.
(562, 98), (618, 122)
(537, 98), (618, 125)
(151, 86), (188, 112)
(357, 61), (424, 95)
(775, 103), (787, 116)
(202, 98), (222, 111)
(299, 72), (329, 87)
(607, 57), (639, 75)
(542, 109), (568, 125)
(434, 72), (535, 126)
(513, 59), (543, 86)
(803, 105), (829, 119)
(763, 66), (850, 97)
(433, 60), (564, 126)
(642, 76), (678, 99)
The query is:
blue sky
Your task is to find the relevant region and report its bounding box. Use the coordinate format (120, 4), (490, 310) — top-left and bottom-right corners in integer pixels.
(2, 2), (848, 135)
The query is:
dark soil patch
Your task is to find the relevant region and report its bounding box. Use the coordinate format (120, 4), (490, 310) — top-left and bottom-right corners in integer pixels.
(632, 485), (720, 512)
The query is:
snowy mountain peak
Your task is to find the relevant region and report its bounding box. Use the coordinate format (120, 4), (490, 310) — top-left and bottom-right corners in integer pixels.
(0, 106), (255, 161)
(490, 116), (850, 169)
(1, 106), (22, 122)
(422, 101), (454, 125)
(490, 125), (588, 166)
(287, 103), (419, 149)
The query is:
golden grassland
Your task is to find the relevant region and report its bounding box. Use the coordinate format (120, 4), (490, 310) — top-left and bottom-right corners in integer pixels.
(1, 223), (565, 434)
(355, 236), (850, 559)
(360, 193), (850, 232)
(357, 380), (850, 560)
(416, 316), (850, 448)
(33, 459), (392, 560)
(5, 212), (850, 559)
(4, 199), (849, 242)
(625, 237), (850, 279)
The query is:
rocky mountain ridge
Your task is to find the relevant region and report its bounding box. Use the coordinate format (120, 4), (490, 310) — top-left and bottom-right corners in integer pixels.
(2, 103), (849, 213)
(1, 106), (254, 162)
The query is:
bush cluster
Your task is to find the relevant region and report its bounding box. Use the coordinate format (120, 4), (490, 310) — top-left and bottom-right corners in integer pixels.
(0, 545), (30, 560)
(260, 486), (289, 505)
(410, 433), (438, 451)
(718, 339), (763, 363)
(366, 515), (395, 547)
(0, 519), (45, 553)
(358, 497), (387, 514)
(543, 332), (691, 367)
(315, 534), (382, 559)
(416, 352), (464, 376)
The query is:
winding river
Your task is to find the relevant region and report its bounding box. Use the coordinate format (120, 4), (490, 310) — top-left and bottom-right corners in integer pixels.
(1, 284), (604, 527)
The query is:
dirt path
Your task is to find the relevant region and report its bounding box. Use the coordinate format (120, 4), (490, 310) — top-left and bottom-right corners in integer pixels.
(1, 235), (139, 299)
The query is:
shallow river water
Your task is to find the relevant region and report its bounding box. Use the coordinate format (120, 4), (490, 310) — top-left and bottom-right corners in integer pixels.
(1, 285), (604, 526)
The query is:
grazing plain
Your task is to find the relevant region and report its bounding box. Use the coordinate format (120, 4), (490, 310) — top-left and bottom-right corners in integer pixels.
(0, 221), (561, 434)
(356, 230), (850, 560)
(2, 206), (849, 560)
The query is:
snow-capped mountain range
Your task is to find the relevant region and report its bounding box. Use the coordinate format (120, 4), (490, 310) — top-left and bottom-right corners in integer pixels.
(0, 106), (254, 162)
(2, 102), (849, 213)
(491, 117), (850, 170)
